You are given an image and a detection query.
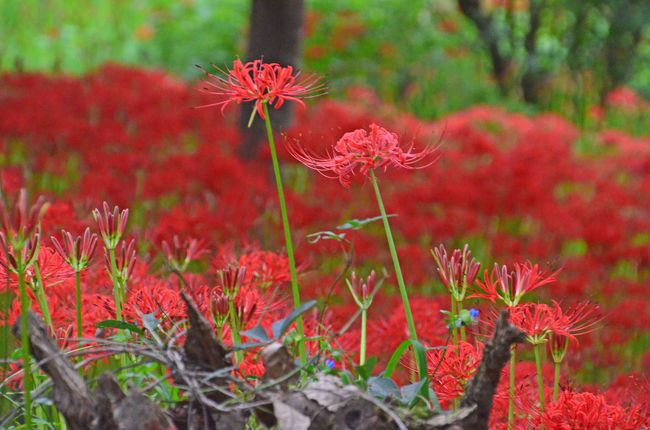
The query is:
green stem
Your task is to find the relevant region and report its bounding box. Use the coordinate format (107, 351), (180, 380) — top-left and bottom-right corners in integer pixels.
(359, 309), (367, 366)
(369, 169), (421, 379)
(262, 103), (306, 366)
(458, 299), (466, 343)
(108, 248), (122, 321)
(450, 296), (458, 348)
(228, 296), (243, 364)
(75, 270), (82, 339)
(508, 345), (515, 430)
(31, 261), (53, 334)
(18, 270), (33, 429)
(534, 343), (545, 416)
(553, 361), (560, 402)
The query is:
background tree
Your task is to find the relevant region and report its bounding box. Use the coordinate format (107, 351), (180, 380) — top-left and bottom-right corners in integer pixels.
(457, 0), (650, 107)
(238, 0), (305, 160)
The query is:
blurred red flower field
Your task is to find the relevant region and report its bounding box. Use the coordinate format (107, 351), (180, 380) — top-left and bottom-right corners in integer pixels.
(0, 64), (648, 428)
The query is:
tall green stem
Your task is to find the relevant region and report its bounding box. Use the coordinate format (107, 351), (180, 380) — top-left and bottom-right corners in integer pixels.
(553, 361), (560, 402)
(262, 103), (306, 366)
(228, 296), (243, 364)
(75, 270), (82, 339)
(359, 309), (367, 365)
(31, 261), (53, 333)
(369, 169), (421, 379)
(508, 346), (515, 430)
(108, 248), (122, 321)
(534, 344), (545, 417)
(18, 270), (33, 429)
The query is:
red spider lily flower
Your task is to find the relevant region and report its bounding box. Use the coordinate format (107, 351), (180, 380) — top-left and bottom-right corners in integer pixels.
(536, 391), (646, 430)
(425, 341), (484, 407)
(547, 301), (602, 362)
(210, 291), (230, 329)
(0, 234), (39, 276)
(93, 202), (129, 250)
(286, 123), (440, 188)
(0, 189), (47, 274)
(50, 228), (98, 272)
(161, 235), (207, 273)
(468, 262), (560, 307)
(0, 189), (47, 244)
(507, 302), (569, 345)
(195, 59), (325, 120)
(217, 265), (247, 295)
(347, 270), (376, 307)
(1, 246), (74, 291)
(432, 243), (480, 302)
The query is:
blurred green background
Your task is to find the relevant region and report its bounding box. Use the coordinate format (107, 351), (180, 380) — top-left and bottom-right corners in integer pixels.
(1, 0), (649, 126)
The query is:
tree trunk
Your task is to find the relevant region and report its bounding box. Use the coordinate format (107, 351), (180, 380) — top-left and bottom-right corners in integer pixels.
(239, 0), (305, 160)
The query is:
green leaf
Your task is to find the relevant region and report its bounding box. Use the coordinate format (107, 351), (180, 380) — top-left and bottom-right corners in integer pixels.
(231, 341), (268, 351)
(240, 325), (271, 343)
(336, 214), (397, 231)
(400, 378), (427, 404)
(355, 355), (378, 380)
(95, 320), (145, 336)
(368, 376), (400, 398)
(381, 339), (433, 409)
(271, 300), (318, 339)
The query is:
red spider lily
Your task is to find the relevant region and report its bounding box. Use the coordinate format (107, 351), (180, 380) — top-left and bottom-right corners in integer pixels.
(0, 234), (39, 277)
(210, 291), (230, 328)
(123, 281), (185, 324)
(547, 301), (602, 362)
(347, 270), (376, 306)
(93, 202), (129, 250)
(161, 235), (207, 273)
(468, 262), (560, 307)
(425, 341), (484, 406)
(217, 265), (247, 295)
(195, 59), (325, 120)
(432, 243), (480, 301)
(50, 228), (98, 272)
(536, 391), (646, 430)
(236, 250), (305, 289)
(286, 123), (440, 187)
(0, 189), (47, 243)
(0, 190), (47, 274)
(507, 302), (570, 345)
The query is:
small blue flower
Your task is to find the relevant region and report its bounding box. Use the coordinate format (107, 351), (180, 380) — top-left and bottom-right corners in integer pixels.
(326, 359), (335, 370)
(469, 308), (479, 319)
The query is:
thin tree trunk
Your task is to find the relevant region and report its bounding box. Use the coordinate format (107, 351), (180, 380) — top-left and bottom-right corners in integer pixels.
(239, 0), (305, 160)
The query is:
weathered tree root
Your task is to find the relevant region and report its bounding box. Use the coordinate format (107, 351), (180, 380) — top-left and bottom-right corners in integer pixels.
(11, 304), (523, 430)
(12, 311), (173, 430)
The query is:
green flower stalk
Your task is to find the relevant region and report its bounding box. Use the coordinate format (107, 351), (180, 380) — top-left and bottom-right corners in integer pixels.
(0, 189), (48, 429)
(346, 270), (376, 365)
(432, 244), (480, 345)
(549, 334), (568, 402)
(217, 266), (247, 363)
(262, 102), (307, 365)
(286, 123), (439, 379)
(29, 260), (53, 334)
(51, 228), (98, 338)
(370, 169), (419, 345)
(93, 203), (129, 320)
(196, 59), (325, 367)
